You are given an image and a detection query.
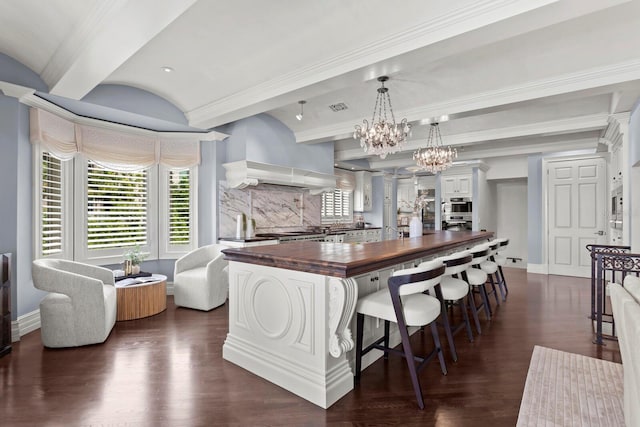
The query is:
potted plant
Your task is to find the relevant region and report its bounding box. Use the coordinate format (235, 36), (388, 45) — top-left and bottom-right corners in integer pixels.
(124, 244), (147, 275)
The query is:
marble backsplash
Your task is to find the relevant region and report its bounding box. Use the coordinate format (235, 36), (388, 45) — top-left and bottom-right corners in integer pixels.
(219, 183), (322, 237)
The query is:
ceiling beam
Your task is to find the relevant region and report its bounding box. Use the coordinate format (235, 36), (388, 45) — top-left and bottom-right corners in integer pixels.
(297, 59), (640, 144)
(42, 0), (198, 100)
(335, 113), (609, 161)
(186, 0), (558, 129)
(368, 136), (599, 170)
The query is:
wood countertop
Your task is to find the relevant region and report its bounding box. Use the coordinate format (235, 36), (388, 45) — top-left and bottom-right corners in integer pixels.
(222, 230), (493, 278)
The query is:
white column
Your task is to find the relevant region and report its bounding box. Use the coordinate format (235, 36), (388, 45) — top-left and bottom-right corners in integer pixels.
(609, 113), (631, 246)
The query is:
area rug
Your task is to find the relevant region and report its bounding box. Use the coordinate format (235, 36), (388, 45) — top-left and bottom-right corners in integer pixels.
(516, 345), (624, 427)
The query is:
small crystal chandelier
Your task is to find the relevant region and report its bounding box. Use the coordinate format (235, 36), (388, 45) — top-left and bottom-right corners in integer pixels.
(413, 122), (457, 172)
(353, 76), (411, 159)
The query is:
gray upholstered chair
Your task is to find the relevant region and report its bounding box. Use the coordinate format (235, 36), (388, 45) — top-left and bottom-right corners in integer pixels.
(173, 244), (229, 311)
(32, 259), (117, 348)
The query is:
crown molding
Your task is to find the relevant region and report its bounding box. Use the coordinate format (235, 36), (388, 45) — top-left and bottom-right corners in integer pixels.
(335, 114), (608, 161)
(187, 0), (558, 128)
(18, 91), (227, 141)
(297, 59), (640, 144)
(0, 81), (36, 99)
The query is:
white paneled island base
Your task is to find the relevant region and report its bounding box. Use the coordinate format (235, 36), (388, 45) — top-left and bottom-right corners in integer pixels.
(221, 231), (493, 408)
(222, 262), (357, 408)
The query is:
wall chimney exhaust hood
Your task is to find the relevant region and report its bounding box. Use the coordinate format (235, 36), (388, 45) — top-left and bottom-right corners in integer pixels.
(223, 160), (336, 195)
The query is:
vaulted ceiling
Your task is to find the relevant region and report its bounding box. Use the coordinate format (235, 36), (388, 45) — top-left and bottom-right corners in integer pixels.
(2, 0), (639, 173)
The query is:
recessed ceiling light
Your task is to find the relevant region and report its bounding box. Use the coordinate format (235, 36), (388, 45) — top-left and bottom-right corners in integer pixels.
(161, 66), (174, 73)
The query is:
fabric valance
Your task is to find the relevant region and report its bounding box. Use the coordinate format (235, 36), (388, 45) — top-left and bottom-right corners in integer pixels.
(29, 108), (201, 168)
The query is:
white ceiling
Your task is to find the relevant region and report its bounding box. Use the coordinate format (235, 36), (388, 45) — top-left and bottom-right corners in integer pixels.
(2, 0), (640, 173)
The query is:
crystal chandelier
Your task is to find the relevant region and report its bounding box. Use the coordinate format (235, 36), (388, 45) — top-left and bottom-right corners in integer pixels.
(413, 122), (457, 172)
(353, 76), (411, 159)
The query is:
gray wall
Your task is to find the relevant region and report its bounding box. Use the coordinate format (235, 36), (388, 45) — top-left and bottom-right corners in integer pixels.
(224, 114), (334, 174)
(0, 53), (50, 319)
(0, 95), (20, 320)
(527, 154), (544, 265)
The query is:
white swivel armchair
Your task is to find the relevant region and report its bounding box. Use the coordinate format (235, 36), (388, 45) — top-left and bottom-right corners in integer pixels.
(173, 244), (229, 311)
(32, 259), (117, 348)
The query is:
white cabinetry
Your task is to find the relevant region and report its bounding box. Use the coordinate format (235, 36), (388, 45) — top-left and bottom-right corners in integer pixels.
(343, 229), (366, 243)
(341, 229), (382, 243)
(365, 229), (381, 242)
(354, 171), (372, 212)
(442, 174), (471, 198)
(324, 234), (345, 243)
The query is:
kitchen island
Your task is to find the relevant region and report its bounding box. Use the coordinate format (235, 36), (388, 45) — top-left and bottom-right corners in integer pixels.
(221, 230), (493, 408)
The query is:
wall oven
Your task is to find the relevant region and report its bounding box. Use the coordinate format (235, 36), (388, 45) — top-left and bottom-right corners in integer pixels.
(446, 197), (472, 229)
(450, 197), (472, 214)
(610, 187), (623, 229)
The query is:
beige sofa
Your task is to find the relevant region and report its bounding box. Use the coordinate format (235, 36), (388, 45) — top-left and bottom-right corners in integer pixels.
(609, 275), (640, 427)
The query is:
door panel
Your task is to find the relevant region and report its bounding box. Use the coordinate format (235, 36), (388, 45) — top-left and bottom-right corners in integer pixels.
(548, 157), (606, 277)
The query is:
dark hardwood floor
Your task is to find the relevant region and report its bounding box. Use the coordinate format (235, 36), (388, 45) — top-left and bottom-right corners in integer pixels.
(0, 268), (621, 426)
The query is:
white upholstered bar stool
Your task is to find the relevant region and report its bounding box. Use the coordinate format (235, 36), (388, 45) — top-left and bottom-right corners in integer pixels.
(481, 240), (506, 303)
(465, 244), (493, 334)
(422, 252), (474, 362)
(492, 238), (510, 299)
(354, 260), (447, 410)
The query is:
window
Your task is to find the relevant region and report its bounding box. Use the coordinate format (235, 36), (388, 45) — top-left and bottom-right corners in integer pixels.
(86, 162), (149, 250)
(159, 166), (197, 258)
(34, 149), (72, 259)
(41, 153), (63, 255)
(75, 158), (157, 264)
(34, 148), (197, 264)
(321, 189), (352, 223)
(168, 169), (191, 244)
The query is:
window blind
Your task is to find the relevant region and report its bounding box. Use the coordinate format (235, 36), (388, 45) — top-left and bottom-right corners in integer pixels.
(40, 152), (63, 256)
(321, 189), (352, 221)
(168, 169), (191, 245)
(86, 161), (148, 249)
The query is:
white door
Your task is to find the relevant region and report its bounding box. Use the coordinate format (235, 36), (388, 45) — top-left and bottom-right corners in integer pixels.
(547, 157), (607, 277)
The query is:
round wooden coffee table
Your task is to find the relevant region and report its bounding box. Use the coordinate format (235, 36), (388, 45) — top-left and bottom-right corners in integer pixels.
(115, 274), (167, 321)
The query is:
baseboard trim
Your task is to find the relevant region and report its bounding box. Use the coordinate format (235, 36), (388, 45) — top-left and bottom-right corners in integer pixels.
(166, 281), (174, 296)
(527, 263), (548, 275)
(11, 320), (20, 342)
(11, 309), (41, 342)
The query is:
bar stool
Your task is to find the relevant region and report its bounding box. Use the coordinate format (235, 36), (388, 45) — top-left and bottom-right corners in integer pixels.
(354, 260), (447, 410)
(481, 240), (506, 303)
(422, 251), (474, 362)
(465, 244), (493, 334)
(492, 238), (509, 299)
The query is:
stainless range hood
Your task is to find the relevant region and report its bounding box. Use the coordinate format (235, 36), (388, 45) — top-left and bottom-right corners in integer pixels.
(223, 160), (336, 195)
